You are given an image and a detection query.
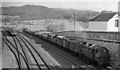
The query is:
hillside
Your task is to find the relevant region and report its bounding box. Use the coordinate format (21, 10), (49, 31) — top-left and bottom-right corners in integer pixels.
(2, 5), (99, 22)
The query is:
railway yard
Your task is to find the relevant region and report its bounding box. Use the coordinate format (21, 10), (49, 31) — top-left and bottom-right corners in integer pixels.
(1, 28), (93, 70)
(1, 1), (120, 70)
(1, 27), (120, 70)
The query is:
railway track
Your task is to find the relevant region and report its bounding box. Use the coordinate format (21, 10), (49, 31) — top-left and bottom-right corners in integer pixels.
(3, 30), (117, 70)
(23, 31), (120, 70)
(34, 37), (84, 66)
(23, 31), (97, 70)
(17, 33), (51, 70)
(2, 31), (51, 70)
(2, 36), (30, 70)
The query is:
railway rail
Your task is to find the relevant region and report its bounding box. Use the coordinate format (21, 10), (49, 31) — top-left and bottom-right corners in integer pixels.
(17, 33), (51, 70)
(2, 30), (88, 70)
(28, 34), (83, 66)
(3, 29), (119, 70)
(2, 31), (51, 70)
(33, 36), (96, 69)
(23, 30), (120, 70)
(2, 36), (30, 70)
(23, 31), (101, 70)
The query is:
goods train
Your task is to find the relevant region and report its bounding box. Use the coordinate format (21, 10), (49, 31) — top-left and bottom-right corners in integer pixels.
(23, 29), (111, 68)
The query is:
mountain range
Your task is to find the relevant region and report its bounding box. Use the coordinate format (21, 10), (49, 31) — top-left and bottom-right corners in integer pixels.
(1, 5), (100, 22)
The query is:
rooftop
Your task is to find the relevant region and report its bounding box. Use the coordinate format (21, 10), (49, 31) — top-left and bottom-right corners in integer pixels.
(89, 12), (117, 21)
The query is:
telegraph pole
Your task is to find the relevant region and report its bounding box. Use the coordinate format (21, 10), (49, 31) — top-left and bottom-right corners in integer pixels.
(73, 12), (76, 31)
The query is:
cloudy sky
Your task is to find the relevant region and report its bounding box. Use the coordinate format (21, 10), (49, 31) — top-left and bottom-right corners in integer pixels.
(1, 0), (120, 12)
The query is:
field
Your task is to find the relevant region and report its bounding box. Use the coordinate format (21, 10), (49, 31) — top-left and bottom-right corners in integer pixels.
(3, 19), (88, 32)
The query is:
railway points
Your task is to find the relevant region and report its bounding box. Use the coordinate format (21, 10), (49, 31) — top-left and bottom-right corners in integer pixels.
(1, 28), (119, 70)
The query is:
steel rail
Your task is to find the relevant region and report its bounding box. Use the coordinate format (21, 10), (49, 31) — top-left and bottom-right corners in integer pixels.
(2, 37), (21, 70)
(14, 35), (29, 63)
(12, 37), (21, 68)
(3, 37), (30, 70)
(17, 34), (51, 70)
(27, 32), (97, 70)
(16, 34), (42, 70)
(35, 35), (78, 66)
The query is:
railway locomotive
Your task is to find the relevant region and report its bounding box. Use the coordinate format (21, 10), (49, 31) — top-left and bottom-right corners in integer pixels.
(53, 35), (111, 68)
(23, 30), (111, 68)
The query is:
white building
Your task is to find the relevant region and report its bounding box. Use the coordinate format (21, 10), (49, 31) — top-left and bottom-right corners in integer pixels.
(88, 13), (119, 32)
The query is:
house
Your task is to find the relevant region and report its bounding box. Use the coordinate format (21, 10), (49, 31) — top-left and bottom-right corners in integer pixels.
(88, 13), (119, 32)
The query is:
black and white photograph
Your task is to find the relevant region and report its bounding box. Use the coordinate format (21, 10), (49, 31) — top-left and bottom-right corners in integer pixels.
(1, 0), (120, 70)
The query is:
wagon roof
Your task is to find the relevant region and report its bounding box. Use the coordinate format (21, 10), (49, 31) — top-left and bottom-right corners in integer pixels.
(69, 39), (86, 44)
(69, 39), (80, 43)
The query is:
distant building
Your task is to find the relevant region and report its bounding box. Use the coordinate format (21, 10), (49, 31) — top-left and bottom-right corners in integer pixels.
(88, 13), (119, 32)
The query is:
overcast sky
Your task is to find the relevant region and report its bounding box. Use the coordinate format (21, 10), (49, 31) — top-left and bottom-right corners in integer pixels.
(2, 0), (120, 12)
